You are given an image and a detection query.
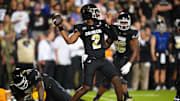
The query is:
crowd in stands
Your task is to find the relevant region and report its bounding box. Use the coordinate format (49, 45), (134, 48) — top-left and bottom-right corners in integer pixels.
(0, 0), (180, 92)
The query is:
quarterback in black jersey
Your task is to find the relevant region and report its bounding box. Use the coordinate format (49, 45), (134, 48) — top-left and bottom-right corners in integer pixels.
(52, 4), (123, 101)
(93, 12), (139, 101)
(172, 18), (180, 101)
(10, 65), (84, 101)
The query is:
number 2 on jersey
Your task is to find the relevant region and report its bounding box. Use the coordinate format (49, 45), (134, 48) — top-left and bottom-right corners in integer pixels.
(91, 34), (101, 49)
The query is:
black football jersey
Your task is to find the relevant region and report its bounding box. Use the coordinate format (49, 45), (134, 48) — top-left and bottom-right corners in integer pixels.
(74, 20), (114, 58)
(113, 25), (138, 57)
(10, 69), (42, 100)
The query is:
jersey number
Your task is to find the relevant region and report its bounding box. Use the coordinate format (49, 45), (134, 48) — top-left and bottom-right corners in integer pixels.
(115, 40), (126, 53)
(91, 34), (101, 49)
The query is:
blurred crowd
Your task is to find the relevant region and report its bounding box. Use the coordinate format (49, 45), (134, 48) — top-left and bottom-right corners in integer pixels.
(0, 0), (180, 93)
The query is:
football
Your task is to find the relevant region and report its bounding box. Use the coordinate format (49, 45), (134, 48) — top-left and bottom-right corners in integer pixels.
(51, 13), (63, 26)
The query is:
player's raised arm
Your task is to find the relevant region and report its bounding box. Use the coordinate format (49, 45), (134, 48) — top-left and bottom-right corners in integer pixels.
(57, 29), (80, 44)
(104, 13), (118, 48)
(105, 26), (118, 49)
(51, 13), (80, 44)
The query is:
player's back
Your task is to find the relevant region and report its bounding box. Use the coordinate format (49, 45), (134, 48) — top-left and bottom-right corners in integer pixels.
(113, 25), (138, 57)
(74, 20), (110, 58)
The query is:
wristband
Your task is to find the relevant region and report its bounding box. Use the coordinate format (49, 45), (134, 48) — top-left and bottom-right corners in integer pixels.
(58, 27), (64, 31)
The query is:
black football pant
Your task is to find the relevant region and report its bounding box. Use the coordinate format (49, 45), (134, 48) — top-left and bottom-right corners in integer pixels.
(43, 75), (84, 101)
(43, 74), (71, 101)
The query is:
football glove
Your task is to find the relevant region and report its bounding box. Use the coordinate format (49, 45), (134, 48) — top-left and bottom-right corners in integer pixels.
(51, 13), (63, 26)
(121, 62), (132, 75)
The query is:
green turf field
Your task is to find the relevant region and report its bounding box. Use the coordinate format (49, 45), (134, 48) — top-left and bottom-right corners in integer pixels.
(70, 90), (176, 101)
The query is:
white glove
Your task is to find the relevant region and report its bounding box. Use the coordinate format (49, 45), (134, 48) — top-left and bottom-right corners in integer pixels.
(121, 62), (132, 75)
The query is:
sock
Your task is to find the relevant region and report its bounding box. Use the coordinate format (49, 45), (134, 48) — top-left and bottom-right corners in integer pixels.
(177, 90), (180, 97)
(93, 94), (101, 101)
(123, 92), (130, 98)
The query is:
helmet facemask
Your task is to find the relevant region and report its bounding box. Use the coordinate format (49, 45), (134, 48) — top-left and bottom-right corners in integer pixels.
(89, 8), (100, 19)
(13, 69), (29, 90)
(116, 13), (131, 31)
(14, 75), (29, 90)
(81, 4), (100, 21)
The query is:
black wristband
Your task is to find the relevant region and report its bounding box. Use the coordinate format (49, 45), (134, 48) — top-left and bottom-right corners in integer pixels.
(58, 27), (64, 31)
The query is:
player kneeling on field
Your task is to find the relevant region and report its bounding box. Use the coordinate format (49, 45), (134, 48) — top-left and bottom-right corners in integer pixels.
(10, 66), (85, 101)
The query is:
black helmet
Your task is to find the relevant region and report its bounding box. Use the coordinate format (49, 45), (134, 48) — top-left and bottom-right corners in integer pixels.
(80, 4), (100, 20)
(12, 68), (29, 90)
(116, 12), (131, 31)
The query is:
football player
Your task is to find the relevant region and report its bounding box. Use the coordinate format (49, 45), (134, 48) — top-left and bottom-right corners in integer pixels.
(171, 18), (180, 101)
(10, 67), (45, 101)
(10, 66), (84, 101)
(52, 4), (123, 101)
(93, 12), (138, 101)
